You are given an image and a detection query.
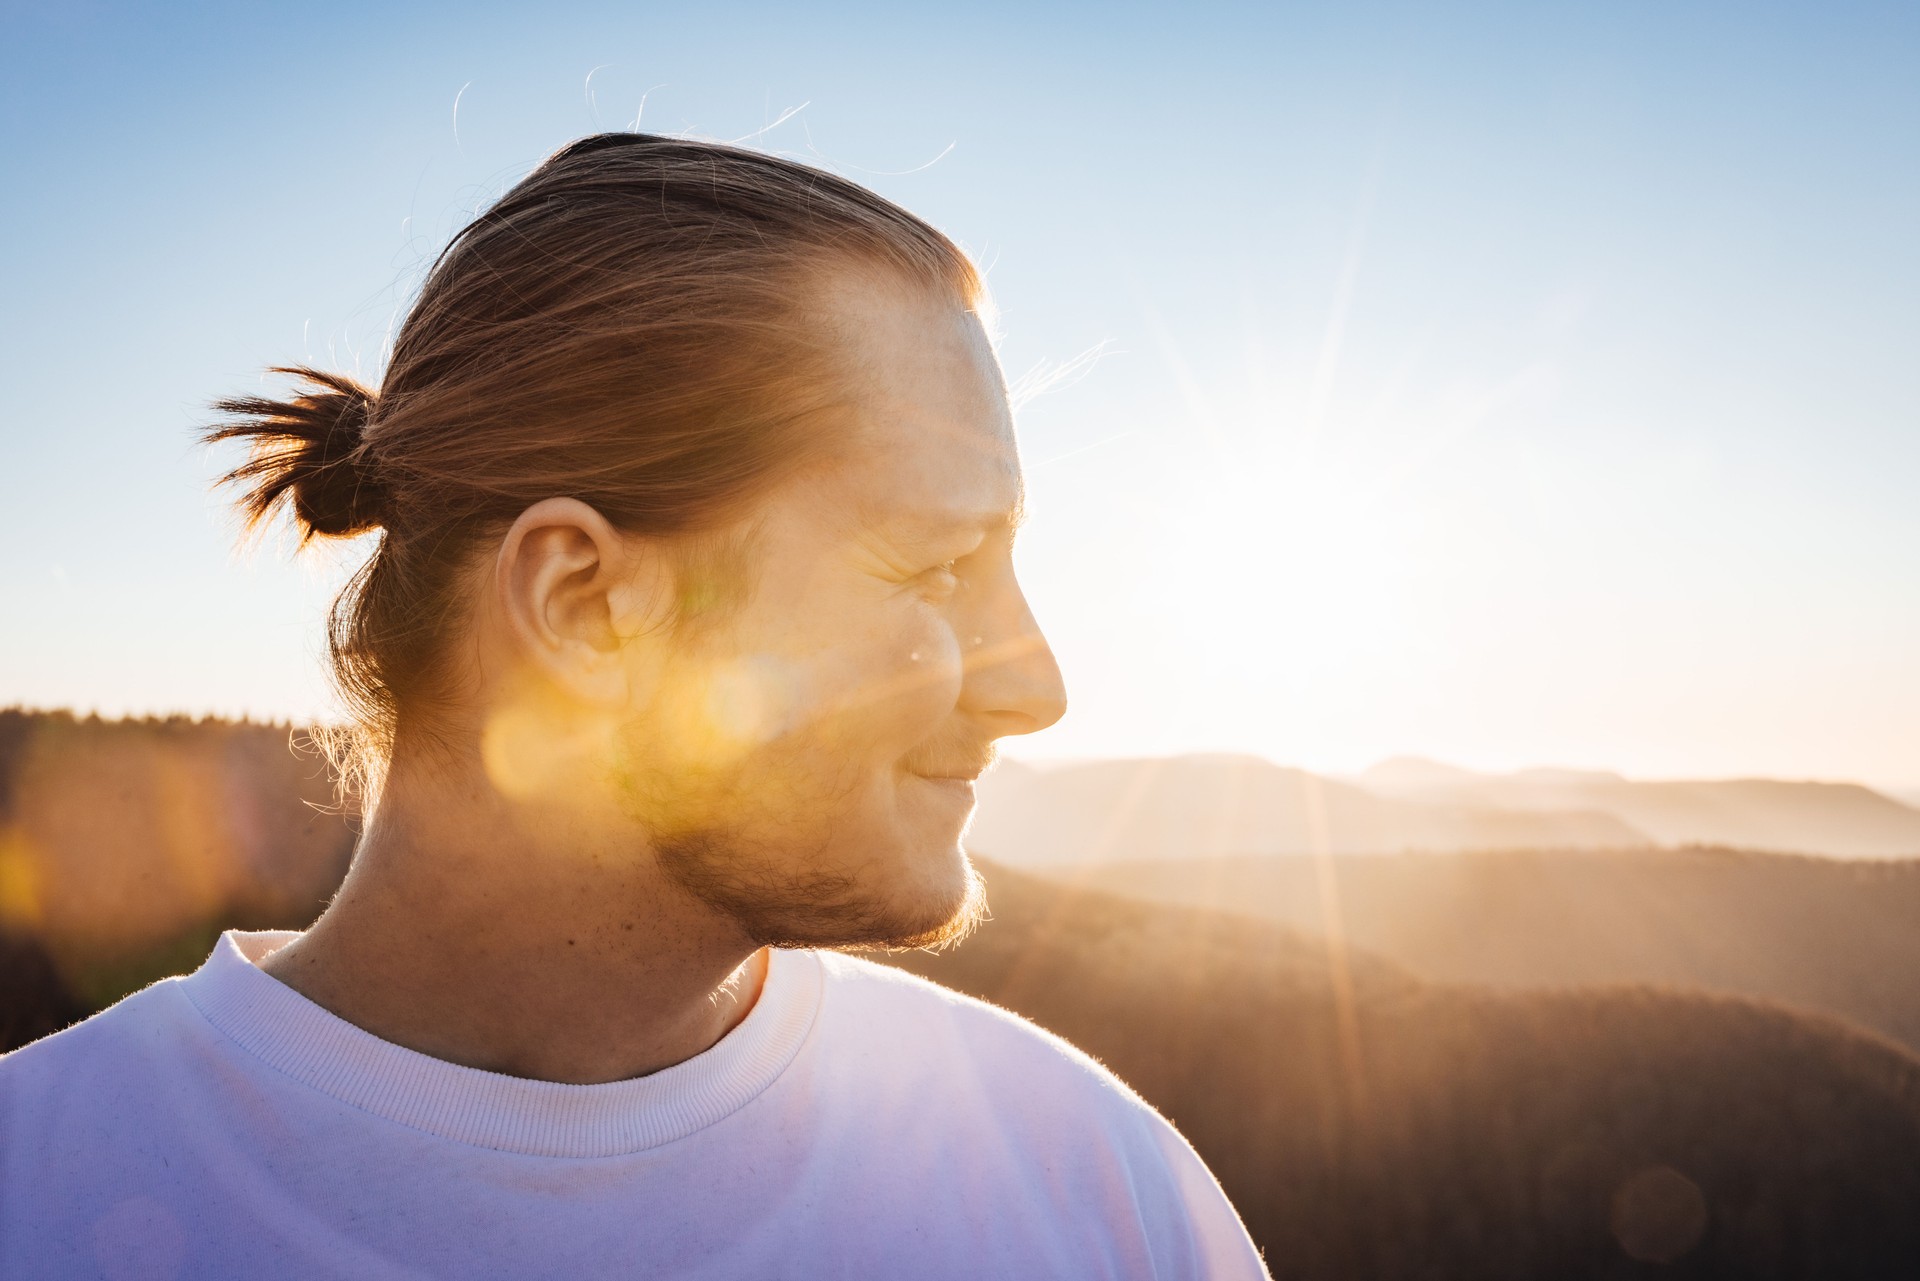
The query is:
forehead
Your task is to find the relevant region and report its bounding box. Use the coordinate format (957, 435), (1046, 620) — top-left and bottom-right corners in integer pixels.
(813, 274), (1022, 534)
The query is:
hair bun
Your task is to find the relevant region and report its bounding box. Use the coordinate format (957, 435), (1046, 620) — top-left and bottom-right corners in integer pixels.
(206, 366), (388, 540)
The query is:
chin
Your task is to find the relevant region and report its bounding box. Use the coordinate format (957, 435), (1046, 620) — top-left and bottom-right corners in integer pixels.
(864, 836), (983, 946)
(848, 843), (986, 952)
(654, 813), (987, 953)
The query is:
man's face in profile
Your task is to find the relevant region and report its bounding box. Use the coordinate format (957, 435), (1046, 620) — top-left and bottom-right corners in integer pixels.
(615, 272), (1067, 949)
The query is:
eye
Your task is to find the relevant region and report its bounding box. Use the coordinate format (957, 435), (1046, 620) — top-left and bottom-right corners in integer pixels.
(914, 560), (961, 602)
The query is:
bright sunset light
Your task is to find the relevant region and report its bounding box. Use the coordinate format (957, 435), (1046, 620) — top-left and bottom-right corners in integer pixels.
(7, 8), (1920, 1277)
(3, 4), (1916, 794)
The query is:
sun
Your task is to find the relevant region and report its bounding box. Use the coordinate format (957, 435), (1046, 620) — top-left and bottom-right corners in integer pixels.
(1153, 456), (1415, 681)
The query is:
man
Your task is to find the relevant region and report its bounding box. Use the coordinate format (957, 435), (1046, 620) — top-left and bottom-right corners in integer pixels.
(0, 133), (1268, 1279)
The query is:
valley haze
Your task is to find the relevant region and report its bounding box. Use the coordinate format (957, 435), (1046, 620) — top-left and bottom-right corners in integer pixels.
(973, 753), (1920, 865)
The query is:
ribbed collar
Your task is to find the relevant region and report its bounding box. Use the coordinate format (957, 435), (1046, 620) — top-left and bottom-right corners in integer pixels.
(179, 930), (822, 1159)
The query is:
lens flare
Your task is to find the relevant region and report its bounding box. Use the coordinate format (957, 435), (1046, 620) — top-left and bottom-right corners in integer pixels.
(481, 701), (617, 803)
(0, 830), (42, 928)
(698, 656), (798, 752)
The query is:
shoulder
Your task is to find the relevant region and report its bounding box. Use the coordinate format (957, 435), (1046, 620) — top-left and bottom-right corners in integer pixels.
(810, 950), (1159, 1125)
(0, 980), (203, 1187)
(803, 953), (1270, 1279)
(816, 952), (1120, 1067)
(0, 979), (192, 1096)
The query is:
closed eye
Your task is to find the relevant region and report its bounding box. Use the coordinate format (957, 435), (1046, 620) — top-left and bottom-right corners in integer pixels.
(915, 560), (961, 602)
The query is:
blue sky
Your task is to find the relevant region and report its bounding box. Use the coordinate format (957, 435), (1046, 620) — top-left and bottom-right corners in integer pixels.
(4, 1), (1917, 785)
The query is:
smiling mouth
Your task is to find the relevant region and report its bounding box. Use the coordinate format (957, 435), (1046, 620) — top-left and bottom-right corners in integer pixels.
(902, 744), (998, 785)
(911, 774), (978, 793)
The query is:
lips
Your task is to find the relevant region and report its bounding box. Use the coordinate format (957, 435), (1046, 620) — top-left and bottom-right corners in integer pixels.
(902, 744), (998, 783)
(910, 774), (977, 808)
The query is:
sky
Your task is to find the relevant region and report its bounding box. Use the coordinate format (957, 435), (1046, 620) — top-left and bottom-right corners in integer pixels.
(3, 1), (1916, 788)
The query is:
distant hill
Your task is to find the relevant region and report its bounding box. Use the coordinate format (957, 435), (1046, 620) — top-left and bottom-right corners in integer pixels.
(1357, 757), (1920, 859)
(0, 708), (352, 1006)
(884, 861), (1920, 1277)
(968, 755), (1650, 866)
(1069, 849), (1920, 1054)
(965, 753), (1920, 867)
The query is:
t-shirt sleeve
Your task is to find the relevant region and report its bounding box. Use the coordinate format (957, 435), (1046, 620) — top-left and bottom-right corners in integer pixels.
(1136, 1108), (1273, 1281)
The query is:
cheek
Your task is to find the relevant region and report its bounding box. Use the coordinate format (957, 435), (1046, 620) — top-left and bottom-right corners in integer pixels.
(799, 609), (963, 750)
(893, 623), (966, 726)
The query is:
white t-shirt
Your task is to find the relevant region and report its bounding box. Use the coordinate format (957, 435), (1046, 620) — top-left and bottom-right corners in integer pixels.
(0, 930), (1268, 1279)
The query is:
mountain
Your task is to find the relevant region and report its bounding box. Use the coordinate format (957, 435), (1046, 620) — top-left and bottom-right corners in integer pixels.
(966, 753), (1920, 868)
(1358, 757), (1920, 858)
(1072, 848), (1920, 1054)
(1350, 755), (1494, 790)
(966, 754), (1651, 866)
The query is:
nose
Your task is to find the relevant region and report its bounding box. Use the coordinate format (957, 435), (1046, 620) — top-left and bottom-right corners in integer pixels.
(958, 583), (1067, 737)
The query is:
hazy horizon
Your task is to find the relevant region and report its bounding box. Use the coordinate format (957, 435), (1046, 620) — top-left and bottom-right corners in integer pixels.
(7, 703), (1916, 796)
(1006, 750), (1920, 795)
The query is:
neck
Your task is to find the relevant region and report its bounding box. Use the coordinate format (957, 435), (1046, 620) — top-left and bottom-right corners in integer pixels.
(262, 742), (766, 1086)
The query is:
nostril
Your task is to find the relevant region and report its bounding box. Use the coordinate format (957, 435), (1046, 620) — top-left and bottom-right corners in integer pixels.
(988, 683), (1066, 737)
(957, 616), (1066, 733)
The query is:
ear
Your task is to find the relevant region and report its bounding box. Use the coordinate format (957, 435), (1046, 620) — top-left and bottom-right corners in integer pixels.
(491, 497), (673, 708)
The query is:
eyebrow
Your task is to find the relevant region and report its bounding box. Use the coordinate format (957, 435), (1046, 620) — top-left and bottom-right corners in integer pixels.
(862, 492), (1027, 547)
